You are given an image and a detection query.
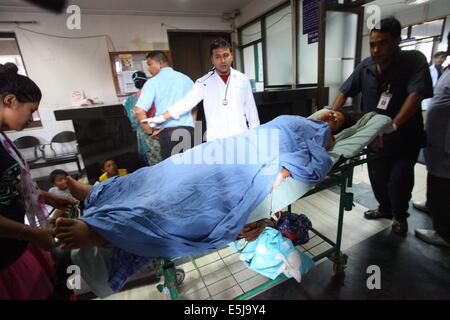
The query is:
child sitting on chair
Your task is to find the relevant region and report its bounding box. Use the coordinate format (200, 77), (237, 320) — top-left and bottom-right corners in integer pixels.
(48, 169), (80, 225)
(48, 169), (76, 200)
(98, 159), (128, 183)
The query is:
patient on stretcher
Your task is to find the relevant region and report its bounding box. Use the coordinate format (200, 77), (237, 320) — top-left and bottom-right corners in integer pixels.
(53, 110), (358, 255)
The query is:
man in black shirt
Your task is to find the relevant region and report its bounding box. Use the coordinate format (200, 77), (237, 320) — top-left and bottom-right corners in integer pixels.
(332, 17), (433, 236)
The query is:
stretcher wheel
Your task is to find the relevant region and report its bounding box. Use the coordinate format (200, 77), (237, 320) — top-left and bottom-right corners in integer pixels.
(330, 253), (348, 275)
(175, 268), (185, 286)
(156, 284), (169, 294)
(333, 262), (346, 275)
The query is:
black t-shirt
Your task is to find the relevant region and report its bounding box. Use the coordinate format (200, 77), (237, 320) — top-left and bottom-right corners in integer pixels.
(0, 134), (28, 269)
(340, 50), (434, 153)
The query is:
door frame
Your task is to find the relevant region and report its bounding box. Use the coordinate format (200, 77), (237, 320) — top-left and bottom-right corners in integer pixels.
(317, 2), (364, 109)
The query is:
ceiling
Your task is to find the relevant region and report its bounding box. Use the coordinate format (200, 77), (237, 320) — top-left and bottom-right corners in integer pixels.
(0, 0), (442, 19)
(0, 0), (254, 17)
(364, 0), (439, 18)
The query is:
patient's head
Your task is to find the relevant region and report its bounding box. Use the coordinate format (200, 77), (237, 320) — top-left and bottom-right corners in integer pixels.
(314, 109), (360, 134)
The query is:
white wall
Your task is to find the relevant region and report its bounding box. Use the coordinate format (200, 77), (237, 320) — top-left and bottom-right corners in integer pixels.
(0, 11), (231, 178)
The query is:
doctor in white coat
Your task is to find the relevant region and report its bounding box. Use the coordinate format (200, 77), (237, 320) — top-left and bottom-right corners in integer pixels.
(143, 38), (260, 142)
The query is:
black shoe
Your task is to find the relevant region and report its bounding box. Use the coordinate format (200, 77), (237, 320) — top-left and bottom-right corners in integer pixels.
(364, 208), (393, 220)
(392, 219), (408, 237)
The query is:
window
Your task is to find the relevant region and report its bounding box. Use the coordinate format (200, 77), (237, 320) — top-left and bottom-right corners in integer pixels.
(411, 19), (444, 40)
(0, 33), (42, 129)
(238, 3), (293, 90)
(401, 27), (409, 41)
(266, 5), (292, 86)
(239, 22), (264, 91)
(241, 21), (262, 46)
(400, 18), (446, 64)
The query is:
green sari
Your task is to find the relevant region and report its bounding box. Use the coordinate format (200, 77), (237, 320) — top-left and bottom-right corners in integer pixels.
(123, 93), (161, 165)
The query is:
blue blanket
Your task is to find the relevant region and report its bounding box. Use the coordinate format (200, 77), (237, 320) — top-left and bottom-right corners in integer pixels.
(81, 116), (332, 259)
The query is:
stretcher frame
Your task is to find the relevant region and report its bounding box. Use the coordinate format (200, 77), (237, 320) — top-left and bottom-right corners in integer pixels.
(155, 149), (374, 300)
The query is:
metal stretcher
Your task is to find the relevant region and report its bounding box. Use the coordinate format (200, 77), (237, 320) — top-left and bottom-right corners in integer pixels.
(156, 149), (375, 300)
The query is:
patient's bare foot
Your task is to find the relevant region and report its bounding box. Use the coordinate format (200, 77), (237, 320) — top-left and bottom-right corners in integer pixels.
(66, 176), (92, 202)
(272, 167), (291, 190)
(54, 217), (107, 250)
(280, 168), (291, 178)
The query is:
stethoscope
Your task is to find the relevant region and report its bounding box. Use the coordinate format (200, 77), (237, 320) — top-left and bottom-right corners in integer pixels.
(198, 67), (231, 106)
(222, 77), (231, 106)
(132, 75), (148, 82)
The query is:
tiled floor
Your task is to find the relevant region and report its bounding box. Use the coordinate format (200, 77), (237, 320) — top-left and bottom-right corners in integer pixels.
(100, 163), (428, 300)
(254, 163), (450, 300)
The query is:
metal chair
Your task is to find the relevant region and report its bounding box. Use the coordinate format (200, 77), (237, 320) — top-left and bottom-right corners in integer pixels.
(13, 136), (42, 163)
(41, 131), (82, 173)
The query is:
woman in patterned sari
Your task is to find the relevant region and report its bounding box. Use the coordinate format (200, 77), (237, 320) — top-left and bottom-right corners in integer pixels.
(123, 71), (161, 166)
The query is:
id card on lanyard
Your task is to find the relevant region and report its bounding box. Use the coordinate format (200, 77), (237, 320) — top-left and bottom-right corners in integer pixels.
(377, 84), (392, 110)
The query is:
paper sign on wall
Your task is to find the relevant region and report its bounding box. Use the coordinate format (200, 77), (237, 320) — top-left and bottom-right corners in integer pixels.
(119, 54), (134, 71)
(71, 90), (85, 106)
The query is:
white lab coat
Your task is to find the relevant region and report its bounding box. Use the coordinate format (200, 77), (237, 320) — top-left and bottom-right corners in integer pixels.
(168, 67), (260, 141)
(422, 65), (442, 110)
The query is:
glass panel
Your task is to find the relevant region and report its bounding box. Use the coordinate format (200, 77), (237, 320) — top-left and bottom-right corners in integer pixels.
(297, 0), (318, 84)
(401, 27), (409, 40)
(411, 19), (444, 40)
(243, 43), (264, 92)
(343, 59), (355, 83)
(257, 42), (264, 86)
(266, 5), (292, 86)
(416, 40), (434, 63)
(440, 16), (450, 69)
(243, 45), (256, 81)
(324, 11), (358, 107)
(401, 44), (417, 51)
(235, 46), (242, 72)
(241, 21), (262, 46)
(442, 16), (450, 46)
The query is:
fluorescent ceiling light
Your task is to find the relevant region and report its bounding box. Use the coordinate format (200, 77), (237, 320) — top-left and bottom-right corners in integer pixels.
(407, 0), (431, 5)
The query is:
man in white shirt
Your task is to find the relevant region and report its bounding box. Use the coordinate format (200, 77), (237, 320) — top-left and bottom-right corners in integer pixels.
(414, 51), (448, 212)
(421, 51), (447, 111)
(415, 33), (450, 247)
(134, 51), (195, 160)
(143, 38), (260, 142)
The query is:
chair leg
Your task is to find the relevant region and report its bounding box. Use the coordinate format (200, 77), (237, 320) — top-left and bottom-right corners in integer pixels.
(76, 157), (82, 173)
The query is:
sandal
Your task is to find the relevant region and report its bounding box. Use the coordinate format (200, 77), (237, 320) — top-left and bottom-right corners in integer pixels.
(364, 208), (393, 220)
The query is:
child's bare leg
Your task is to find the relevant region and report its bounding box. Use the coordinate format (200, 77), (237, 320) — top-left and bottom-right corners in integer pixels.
(53, 217), (107, 250)
(66, 176), (92, 201)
